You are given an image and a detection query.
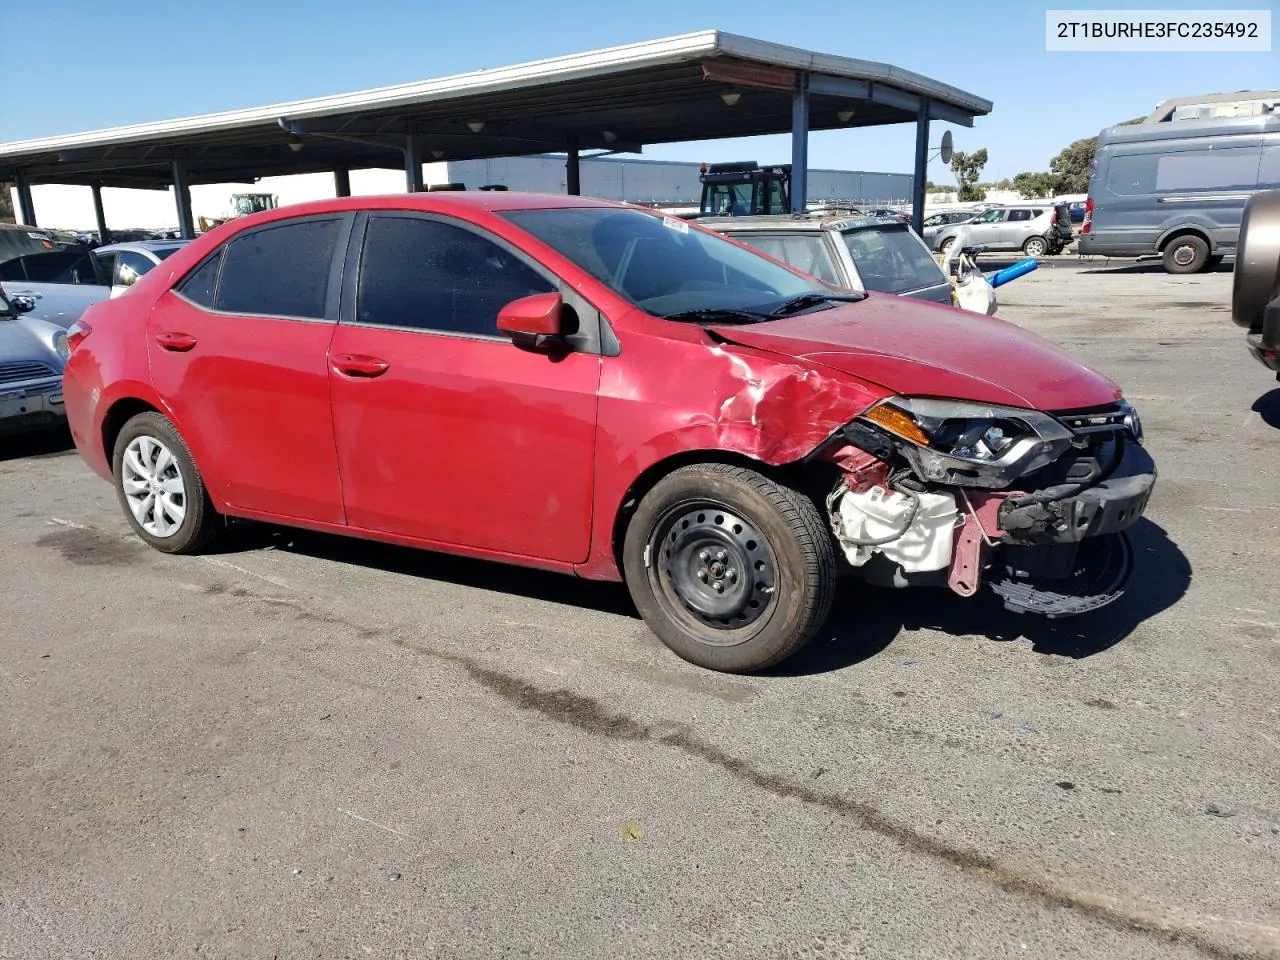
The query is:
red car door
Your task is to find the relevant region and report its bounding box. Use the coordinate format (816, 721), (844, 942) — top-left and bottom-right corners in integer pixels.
(327, 213), (601, 562)
(147, 215), (349, 524)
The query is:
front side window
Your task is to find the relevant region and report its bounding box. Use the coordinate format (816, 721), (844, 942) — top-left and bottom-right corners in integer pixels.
(842, 225), (947, 295)
(114, 251), (155, 287)
(502, 207), (826, 320)
(356, 216), (554, 336)
(736, 233), (840, 285)
(975, 209), (1005, 223)
(213, 218), (341, 319)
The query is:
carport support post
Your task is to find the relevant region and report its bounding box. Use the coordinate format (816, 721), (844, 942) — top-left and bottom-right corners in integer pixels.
(333, 165), (351, 198)
(91, 182), (110, 244)
(14, 170), (36, 226)
(171, 161), (194, 240)
(404, 134), (423, 192)
(565, 137), (580, 196)
(911, 98), (930, 236)
(790, 73), (810, 213)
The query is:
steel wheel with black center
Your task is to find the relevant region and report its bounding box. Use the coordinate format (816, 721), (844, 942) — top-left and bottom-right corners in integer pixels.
(622, 463), (836, 672)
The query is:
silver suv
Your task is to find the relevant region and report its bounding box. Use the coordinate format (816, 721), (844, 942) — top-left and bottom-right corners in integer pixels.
(932, 203), (1074, 258)
(702, 213), (955, 306)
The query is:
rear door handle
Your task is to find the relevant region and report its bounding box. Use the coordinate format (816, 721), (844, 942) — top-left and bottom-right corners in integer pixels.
(331, 354), (389, 378)
(156, 332), (197, 352)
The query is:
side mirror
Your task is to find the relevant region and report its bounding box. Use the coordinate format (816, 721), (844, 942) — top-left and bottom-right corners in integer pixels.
(497, 292), (565, 349)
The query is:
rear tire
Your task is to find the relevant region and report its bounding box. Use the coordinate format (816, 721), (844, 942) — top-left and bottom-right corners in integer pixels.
(1162, 235), (1209, 274)
(112, 411), (220, 554)
(622, 463), (837, 673)
(938, 236), (955, 255)
(1023, 236), (1048, 258)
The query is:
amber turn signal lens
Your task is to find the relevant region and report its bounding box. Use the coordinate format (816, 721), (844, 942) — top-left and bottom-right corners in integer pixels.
(863, 404), (930, 446)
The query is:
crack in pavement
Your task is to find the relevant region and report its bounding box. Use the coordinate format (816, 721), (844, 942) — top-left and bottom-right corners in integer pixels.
(413, 644), (1273, 960)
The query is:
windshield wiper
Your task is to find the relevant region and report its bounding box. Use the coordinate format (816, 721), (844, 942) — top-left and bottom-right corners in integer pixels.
(662, 307), (772, 325)
(769, 291), (868, 317)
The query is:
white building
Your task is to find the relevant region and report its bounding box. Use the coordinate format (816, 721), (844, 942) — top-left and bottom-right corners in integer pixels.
(10, 155), (914, 233)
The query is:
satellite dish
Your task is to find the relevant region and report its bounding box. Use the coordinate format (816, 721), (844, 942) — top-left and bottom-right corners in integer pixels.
(940, 130), (954, 164)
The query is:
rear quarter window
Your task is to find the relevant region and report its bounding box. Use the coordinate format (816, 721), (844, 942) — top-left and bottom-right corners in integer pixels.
(1155, 147), (1261, 192)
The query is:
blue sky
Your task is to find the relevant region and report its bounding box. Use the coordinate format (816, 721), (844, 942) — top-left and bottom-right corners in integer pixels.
(4, 0), (1275, 185)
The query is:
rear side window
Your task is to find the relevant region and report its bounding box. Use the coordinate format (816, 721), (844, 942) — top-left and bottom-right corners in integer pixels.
(1007, 209), (1034, 222)
(213, 218), (341, 319)
(177, 250), (224, 308)
(736, 234), (839, 285)
(355, 216), (554, 336)
(1155, 147), (1261, 192)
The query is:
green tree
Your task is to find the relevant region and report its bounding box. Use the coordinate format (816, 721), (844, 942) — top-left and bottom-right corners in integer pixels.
(1048, 137), (1099, 193)
(0, 183), (12, 223)
(1012, 171), (1057, 198)
(950, 148), (988, 202)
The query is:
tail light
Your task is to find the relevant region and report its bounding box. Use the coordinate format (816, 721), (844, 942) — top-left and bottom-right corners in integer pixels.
(1082, 197), (1094, 234)
(66, 319), (92, 353)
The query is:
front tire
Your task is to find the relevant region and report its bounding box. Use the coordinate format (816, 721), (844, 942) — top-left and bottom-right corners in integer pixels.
(112, 411), (220, 554)
(622, 463), (836, 673)
(1163, 235), (1209, 274)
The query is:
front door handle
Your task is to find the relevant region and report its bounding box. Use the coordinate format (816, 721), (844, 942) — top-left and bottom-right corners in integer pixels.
(331, 354), (390, 378)
(156, 332), (197, 352)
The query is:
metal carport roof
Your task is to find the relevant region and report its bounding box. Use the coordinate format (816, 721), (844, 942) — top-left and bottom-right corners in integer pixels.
(0, 30), (990, 190)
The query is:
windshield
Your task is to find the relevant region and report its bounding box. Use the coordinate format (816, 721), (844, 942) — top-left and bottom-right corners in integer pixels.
(501, 207), (829, 320)
(842, 225), (948, 295)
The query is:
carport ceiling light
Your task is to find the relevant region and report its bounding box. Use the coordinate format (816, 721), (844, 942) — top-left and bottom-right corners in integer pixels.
(467, 120), (486, 133)
(720, 91), (741, 106)
(837, 108), (855, 122)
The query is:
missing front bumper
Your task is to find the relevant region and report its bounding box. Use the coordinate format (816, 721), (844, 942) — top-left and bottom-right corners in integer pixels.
(997, 442), (1156, 546)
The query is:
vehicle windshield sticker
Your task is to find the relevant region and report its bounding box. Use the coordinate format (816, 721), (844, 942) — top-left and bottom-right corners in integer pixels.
(27, 232), (51, 240)
(662, 216), (689, 234)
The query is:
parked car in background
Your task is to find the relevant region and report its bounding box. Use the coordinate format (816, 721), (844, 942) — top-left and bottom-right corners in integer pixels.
(704, 213), (956, 306)
(1080, 105), (1280, 273)
(0, 223), (57, 264)
(932, 203), (1074, 258)
(0, 239), (187, 328)
(0, 284), (68, 436)
(62, 192), (1154, 674)
(920, 209), (981, 244)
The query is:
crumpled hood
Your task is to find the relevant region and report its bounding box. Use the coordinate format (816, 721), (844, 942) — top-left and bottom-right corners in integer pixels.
(711, 295), (1121, 411)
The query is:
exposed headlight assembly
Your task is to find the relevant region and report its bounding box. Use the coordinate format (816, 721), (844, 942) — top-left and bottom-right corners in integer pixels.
(859, 396), (1075, 488)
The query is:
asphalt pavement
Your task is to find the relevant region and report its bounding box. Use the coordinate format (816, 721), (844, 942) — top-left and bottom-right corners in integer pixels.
(1, 256), (1277, 959)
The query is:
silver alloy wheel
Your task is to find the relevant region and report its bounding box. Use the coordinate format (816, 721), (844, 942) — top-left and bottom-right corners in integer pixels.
(121, 435), (187, 538)
(1025, 237), (1046, 257)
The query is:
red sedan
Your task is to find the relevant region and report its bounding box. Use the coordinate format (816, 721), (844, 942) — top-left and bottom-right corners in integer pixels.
(61, 193), (1155, 672)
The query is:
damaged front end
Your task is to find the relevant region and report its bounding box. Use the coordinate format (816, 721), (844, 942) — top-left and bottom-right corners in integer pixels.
(816, 396), (1155, 617)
